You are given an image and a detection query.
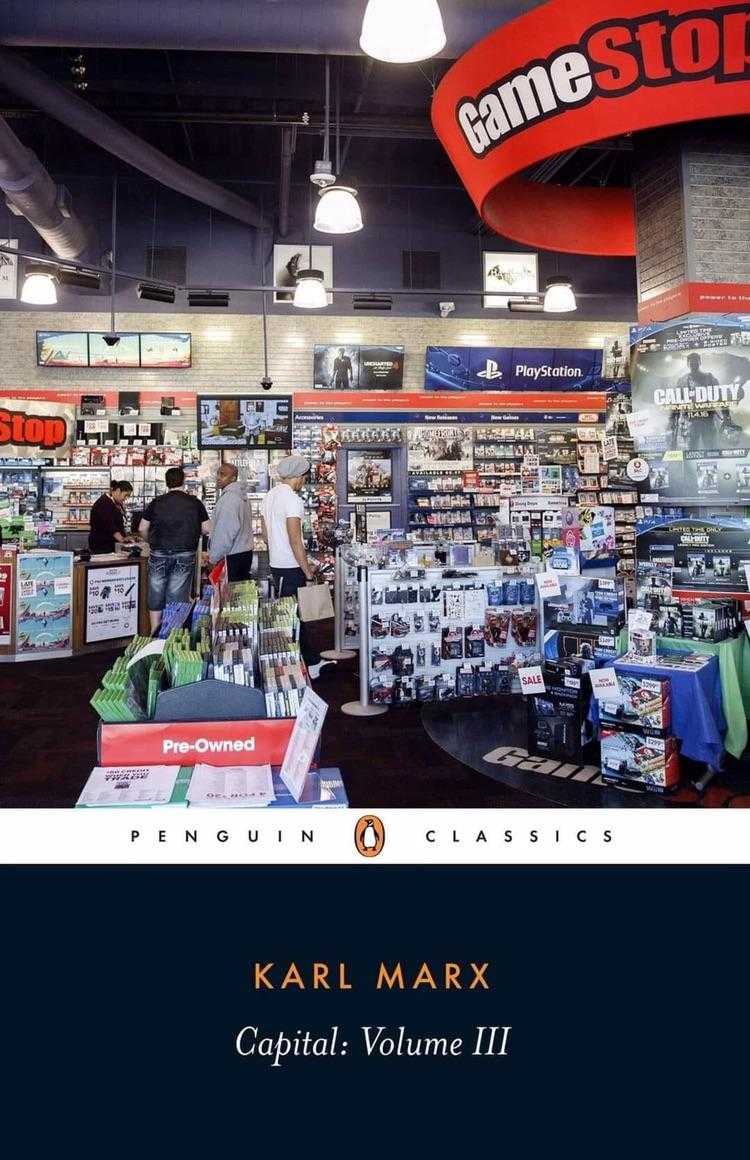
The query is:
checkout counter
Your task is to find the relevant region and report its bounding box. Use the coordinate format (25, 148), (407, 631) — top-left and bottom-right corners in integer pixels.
(0, 546), (150, 661)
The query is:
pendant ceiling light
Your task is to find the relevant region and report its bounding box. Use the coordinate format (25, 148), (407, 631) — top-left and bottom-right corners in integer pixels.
(543, 276), (577, 313)
(314, 185), (363, 234)
(20, 266), (58, 305)
(360, 0), (446, 63)
(293, 268), (328, 309)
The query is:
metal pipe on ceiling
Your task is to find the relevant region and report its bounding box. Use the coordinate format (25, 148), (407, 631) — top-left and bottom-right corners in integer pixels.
(0, 47), (267, 230)
(0, 116), (89, 258)
(0, 1), (540, 57)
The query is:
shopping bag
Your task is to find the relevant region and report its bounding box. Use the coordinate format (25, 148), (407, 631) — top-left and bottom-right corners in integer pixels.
(297, 582), (334, 623)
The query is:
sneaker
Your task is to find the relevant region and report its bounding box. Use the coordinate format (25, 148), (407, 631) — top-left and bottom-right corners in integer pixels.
(308, 660), (337, 680)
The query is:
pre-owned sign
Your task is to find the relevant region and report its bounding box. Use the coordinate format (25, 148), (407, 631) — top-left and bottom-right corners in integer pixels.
(432, 1), (750, 258)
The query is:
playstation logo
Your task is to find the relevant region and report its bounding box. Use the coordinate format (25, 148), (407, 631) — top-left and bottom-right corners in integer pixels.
(477, 359), (503, 380)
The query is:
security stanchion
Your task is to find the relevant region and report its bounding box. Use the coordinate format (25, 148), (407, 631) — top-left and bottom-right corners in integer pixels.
(321, 548), (356, 661)
(341, 564), (388, 717)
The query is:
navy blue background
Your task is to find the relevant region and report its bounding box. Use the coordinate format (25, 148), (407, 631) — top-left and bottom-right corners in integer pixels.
(2, 867), (747, 1150)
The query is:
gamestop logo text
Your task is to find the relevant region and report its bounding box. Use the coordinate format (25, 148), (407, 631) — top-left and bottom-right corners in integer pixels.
(0, 408), (68, 450)
(457, 6), (750, 157)
(162, 737), (257, 756)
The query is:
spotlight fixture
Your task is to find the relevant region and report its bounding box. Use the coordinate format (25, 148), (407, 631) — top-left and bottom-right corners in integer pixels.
(188, 291), (230, 308)
(508, 298), (545, 313)
(292, 269), (328, 310)
(137, 281), (176, 304)
(20, 265), (58, 305)
(543, 276), (577, 313)
(353, 294), (393, 311)
(314, 185), (363, 235)
(57, 266), (101, 292)
(360, 0), (446, 63)
(102, 333), (121, 347)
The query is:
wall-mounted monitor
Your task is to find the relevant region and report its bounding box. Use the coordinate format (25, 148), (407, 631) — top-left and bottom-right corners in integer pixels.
(197, 395), (293, 450)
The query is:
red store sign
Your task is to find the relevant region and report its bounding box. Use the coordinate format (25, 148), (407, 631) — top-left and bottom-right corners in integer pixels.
(432, 1), (750, 257)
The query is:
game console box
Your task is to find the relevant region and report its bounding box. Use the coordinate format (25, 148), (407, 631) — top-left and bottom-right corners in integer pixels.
(527, 683), (592, 763)
(599, 675), (671, 735)
(600, 726), (680, 793)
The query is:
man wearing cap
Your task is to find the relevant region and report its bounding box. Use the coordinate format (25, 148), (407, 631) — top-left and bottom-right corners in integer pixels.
(209, 462), (255, 580)
(261, 455), (329, 677)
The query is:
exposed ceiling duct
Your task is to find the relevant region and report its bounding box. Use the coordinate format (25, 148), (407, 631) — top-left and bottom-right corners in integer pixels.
(0, 115), (88, 258)
(0, 0), (539, 57)
(0, 48), (266, 229)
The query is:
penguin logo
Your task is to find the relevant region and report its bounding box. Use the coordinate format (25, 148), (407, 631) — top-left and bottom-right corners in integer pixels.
(355, 815), (385, 858)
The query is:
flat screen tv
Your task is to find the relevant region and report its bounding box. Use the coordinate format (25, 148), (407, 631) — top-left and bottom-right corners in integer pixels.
(197, 395), (293, 450)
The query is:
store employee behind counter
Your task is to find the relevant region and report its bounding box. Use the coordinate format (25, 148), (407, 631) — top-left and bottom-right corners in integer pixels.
(209, 462), (254, 581)
(260, 454), (330, 679)
(139, 466), (211, 633)
(88, 480), (135, 554)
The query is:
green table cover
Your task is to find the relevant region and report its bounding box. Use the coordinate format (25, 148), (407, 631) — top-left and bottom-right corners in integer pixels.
(657, 634), (750, 760)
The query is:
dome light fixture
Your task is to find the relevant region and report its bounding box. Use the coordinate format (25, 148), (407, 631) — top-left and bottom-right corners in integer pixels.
(21, 266), (58, 305)
(293, 268), (328, 309)
(314, 185), (363, 234)
(543, 276), (577, 313)
(360, 0), (446, 62)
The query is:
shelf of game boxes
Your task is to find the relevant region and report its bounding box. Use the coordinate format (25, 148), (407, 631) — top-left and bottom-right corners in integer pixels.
(294, 422), (338, 585)
(366, 564), (542, 706)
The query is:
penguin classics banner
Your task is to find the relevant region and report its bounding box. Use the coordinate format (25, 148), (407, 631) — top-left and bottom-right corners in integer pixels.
(629, 316), (750, 504)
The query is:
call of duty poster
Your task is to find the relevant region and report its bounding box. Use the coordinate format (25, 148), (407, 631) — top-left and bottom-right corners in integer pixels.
(630, 316), (750, 503)
(636, 516), (750, 600)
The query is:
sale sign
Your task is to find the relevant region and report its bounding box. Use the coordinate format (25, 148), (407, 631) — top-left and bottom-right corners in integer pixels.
(518, 665), (546, 696)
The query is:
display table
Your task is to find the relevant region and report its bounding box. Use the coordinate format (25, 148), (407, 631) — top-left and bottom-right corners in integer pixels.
(73, 555), (150, 652)
(654, 635), (750, 760)
(612, 653), (725, 768)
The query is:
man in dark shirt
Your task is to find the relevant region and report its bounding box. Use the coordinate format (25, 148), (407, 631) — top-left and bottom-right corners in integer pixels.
(88, 480), (133, 554)
(139, 467), (211, 632)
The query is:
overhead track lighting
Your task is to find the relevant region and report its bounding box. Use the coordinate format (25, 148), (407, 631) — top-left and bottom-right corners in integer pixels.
(292, 269), (328, 310)
(507, 299), (544, 313)
(138, 281), (176, 303)
(188, 290), (230, 308)
(360, 0), (446, 63)
(543, 276), (577, 313)
(20, 265), (57, 305)
(353, 294), (393, 311)
(57, 266), (101, 292)
(314, 185), (363, 235)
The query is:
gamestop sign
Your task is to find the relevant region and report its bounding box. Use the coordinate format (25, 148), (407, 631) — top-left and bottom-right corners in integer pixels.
(0, 397), (73, 458)
(432, 1), (750, 254)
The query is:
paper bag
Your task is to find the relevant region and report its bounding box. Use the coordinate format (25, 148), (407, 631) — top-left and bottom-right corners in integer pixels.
(297, 582), (334, 623)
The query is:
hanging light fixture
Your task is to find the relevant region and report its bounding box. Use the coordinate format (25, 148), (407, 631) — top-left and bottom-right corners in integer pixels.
(360, 0), (446, 63)
(543, 276), (577, 313)
(314, 185), (363, 234)
(20, 265), (58, 305)
(293, 268), (328, 309)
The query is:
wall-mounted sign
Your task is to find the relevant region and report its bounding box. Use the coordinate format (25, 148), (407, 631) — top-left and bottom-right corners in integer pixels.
(85, 564), (140, 644)
(0, 239), (18, 300)
(36, 332), (191, 369)
(314, 345), (404, 390)
(637, 516), (750, 600)
(425, 346), (605, 392)
(431, 0), (750, 258)
(0, 397), (74, 458)
(483, 251), (537, 308)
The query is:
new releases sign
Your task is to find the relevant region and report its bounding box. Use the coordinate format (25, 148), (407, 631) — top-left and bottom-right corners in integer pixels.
(0, 397), (74, 458)
(425, 346), (605, 392)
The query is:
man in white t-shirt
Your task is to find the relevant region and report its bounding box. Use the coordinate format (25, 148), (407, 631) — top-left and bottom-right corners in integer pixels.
(261, 455), (331, 678)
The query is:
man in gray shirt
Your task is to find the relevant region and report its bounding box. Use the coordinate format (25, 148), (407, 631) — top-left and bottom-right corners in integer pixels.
(209, 463), (254, 580)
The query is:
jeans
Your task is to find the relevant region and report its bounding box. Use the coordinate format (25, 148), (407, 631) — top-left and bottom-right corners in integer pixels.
(271, 566), (320, 667)
(148, 550), (196, 611)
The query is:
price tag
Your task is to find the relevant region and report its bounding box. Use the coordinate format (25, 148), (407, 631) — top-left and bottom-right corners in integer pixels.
(535, 570), (562, 599)
(626, 411), (650, 438)
(53, 576), (72, 596)
(628, 608), (654, 632)
(518, 665), (545, 695)
(602, 436), (619, 462)
(589, 667), (621, 701)
(641, 493), (658, 502)
(598, 578), (615, 591)
(564, 676), (581, 689)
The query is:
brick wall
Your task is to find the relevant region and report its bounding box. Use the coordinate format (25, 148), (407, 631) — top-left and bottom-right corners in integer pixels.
(0, 311), (630, 397)
(633, 134), (687, 308)
(684, 130), (750, 285)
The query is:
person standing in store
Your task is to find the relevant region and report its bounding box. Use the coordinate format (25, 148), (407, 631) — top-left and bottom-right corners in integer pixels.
(138, 466), (211, 632)
(88, 480), (134, 554)
(209, 462), (254, 581)
(260, 455), (330, 679)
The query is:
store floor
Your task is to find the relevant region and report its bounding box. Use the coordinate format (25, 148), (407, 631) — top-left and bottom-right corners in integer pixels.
(2, 620), (750, 808)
